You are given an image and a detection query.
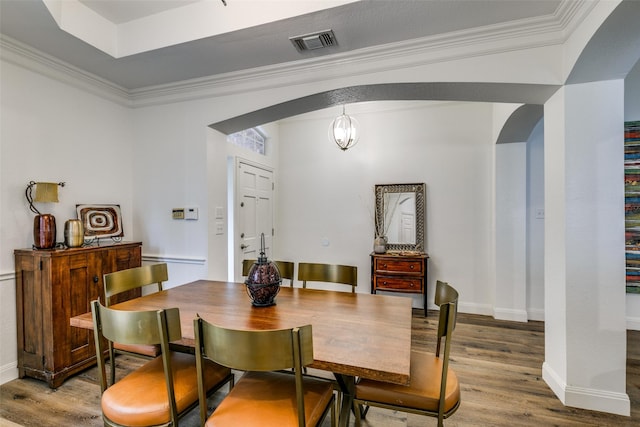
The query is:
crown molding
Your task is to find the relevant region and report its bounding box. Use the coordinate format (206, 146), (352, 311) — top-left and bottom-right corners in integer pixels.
(128, 0), (595, 107)
(1, 0), (596, 109)
(0, 35), (131, 106)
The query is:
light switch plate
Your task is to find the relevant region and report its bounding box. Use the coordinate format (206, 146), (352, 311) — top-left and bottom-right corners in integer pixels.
(185, 206), (198, 220)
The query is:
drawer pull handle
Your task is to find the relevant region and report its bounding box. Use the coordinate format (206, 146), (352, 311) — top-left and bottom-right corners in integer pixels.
(410, 265), (414, 269)
(383, 281), (388, 286)
(382, 264), (387, 269)
(410, 282), (414, 287)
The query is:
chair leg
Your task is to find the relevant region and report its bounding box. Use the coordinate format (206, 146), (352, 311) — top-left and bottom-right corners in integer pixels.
(353, 401), (362, 427)
(332, 394), (337, 427)
(360, 404), (370, 419)
(108, 348), (116, 385)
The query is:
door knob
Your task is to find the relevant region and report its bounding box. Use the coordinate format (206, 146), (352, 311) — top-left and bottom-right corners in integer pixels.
(240, 244), (249, 250)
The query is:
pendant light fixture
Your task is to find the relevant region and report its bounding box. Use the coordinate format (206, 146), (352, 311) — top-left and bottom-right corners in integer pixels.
(329, 105), (360, 151)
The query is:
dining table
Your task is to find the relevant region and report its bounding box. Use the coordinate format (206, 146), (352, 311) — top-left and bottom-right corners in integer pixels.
(70, 279), (413, 427)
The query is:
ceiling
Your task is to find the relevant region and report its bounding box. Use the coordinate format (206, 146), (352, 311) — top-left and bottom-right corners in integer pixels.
(0, 0), (563, 91)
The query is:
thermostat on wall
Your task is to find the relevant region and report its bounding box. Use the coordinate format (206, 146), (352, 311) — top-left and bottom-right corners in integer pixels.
(172, 208), (185, 219)
(185, 206), (199, 220)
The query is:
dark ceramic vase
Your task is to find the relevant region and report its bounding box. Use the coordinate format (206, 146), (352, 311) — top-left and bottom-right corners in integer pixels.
(34, 214), (56, 249)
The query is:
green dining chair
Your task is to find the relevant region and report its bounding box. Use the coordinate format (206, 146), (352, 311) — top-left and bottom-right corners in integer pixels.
(103, 263), (168, 384)
(353, 280), (461, 427)
(194, 317), (336, 427)
(91, 300), (233, 427)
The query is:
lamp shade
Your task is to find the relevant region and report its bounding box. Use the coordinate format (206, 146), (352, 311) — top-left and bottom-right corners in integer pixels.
(34, 182), (60, 203)
(329, 106), (360, 151)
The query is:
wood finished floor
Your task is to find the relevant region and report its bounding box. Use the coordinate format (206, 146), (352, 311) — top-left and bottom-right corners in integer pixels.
(1, 310), (638, 426)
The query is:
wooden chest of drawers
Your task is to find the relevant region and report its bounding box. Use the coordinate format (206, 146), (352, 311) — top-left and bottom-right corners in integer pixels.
(370, 253), (429, 312)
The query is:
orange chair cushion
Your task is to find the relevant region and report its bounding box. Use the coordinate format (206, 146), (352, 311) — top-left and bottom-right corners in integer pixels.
(114, 342), (161, 357)
(102, 351), (231, 427)
(205, 371), (334, 427)
(355, 350), (460, 414)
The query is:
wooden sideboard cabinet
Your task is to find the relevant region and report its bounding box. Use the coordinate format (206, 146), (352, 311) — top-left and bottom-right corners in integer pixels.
(14, 241), (142, 388)
(371, 252), (429, 313)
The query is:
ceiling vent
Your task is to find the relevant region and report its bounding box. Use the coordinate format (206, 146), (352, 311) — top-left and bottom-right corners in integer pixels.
(290, 30), (336, 51)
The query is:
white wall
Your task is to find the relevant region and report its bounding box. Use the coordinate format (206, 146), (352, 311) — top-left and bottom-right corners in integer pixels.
(543, 79), (628, 415)
(0, 60), (134, 384)
(276, 101), (495, 312)
(526, 119), (545, 320)
(495, 142), (528, 321)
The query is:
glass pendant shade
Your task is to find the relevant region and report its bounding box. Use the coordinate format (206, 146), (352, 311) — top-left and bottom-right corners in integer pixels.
(329, 106), (359, 151)
(244, 233), (281, 306)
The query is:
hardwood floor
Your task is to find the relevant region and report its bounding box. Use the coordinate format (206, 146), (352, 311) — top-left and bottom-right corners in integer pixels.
(1, 310), (638, 426)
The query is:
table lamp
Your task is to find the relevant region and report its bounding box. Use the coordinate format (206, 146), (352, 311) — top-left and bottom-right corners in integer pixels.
(25, 181), (65, 249)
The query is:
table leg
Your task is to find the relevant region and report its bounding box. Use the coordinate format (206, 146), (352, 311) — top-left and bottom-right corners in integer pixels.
(334, 374), (355, 427)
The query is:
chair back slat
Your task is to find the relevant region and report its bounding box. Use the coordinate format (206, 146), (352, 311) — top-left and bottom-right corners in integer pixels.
(435, 280), (458, 356)
(195, 319), (313, 372)
(92, 300), (181, 347)
(297, 262), (357, 292)
(104, 263), (168, 305)
(242, 259), (295, 285)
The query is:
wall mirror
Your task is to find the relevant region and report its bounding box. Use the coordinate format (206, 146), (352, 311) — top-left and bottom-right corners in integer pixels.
(375, 183), (425, 252)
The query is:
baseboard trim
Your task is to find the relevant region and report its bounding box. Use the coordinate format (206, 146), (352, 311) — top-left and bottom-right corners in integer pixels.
(494, 307), (528, 322)
(458, 302), (494, 317)
(626, 316), (640, 331)
(542, 362), (630, 416)
(0, 362), (18, 386)
(142, 255), (205, 265)
(527, 308), (545, 322)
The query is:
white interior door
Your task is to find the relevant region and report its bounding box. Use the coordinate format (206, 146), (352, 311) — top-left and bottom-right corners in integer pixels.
(237, 161), (274, 275)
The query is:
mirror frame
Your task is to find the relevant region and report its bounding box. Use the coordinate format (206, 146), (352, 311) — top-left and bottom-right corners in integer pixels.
(375, 183), (426, 253)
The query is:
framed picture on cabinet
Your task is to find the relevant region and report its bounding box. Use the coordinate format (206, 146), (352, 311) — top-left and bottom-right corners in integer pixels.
(76, 204), (124, 240)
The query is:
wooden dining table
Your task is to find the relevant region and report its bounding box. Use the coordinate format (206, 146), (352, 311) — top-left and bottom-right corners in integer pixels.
(71, 280), (413, 427)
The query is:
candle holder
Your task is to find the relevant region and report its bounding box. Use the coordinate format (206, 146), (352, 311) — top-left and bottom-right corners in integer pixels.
(244, 233), (281, 307)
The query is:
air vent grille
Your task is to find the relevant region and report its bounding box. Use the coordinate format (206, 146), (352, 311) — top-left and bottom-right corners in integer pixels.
(290, 30), (336, 51)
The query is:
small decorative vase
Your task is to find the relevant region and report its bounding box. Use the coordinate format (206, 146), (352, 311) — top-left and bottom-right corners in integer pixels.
(34, 214), (56, 249)
(245, 233), (281, 306)
(373, 236), (387, 254)
(64, 219), (84, 248)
